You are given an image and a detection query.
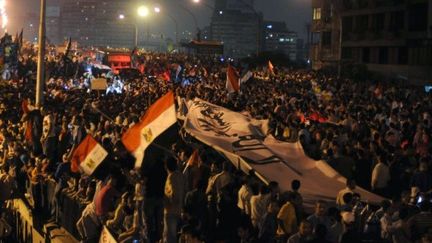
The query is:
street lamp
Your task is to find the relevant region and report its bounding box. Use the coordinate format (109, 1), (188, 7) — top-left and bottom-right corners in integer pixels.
(137, 6), (150, 17)
(153, 7), (179, 45)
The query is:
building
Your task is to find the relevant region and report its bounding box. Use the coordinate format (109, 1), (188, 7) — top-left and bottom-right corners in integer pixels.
(210, 0), (263, 57)
(311, 0), (432, 81)
(263, 21), (298, 61)
(46, 0), (61, 44)
(182, 40), (224, 56)
(60, 0), (135, 48)
(296, 38), (309, 63)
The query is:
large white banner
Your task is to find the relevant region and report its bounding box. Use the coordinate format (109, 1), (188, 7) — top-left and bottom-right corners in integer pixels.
(184, 99), (383, 208)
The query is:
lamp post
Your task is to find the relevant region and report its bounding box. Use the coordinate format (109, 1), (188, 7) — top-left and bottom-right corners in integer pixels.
(154, 7), (179, 45)
(137, 5), (150, 46)
(36, 0), (46, 107)
(119, 5), (150, 47)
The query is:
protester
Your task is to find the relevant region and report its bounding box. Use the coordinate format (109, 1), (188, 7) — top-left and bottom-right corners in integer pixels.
(0, 46), (430, 243)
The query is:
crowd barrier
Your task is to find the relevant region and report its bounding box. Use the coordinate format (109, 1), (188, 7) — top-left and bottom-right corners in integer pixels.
(10, 199), (44, 243)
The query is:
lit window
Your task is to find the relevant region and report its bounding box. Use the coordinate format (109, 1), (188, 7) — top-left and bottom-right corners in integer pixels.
(267, 25), (272, 29)
(313, 8), (321, 20)
(269, 34), (273, 37)
(279, 38), (284, 42)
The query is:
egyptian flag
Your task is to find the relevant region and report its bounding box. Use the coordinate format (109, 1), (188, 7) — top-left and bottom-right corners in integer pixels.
(240, 70), (253, 84)
(268, 60), (275, 75)
(71, 135), (108, 175)
(226, 65), (240, 93)
(122, 91), (177, 168)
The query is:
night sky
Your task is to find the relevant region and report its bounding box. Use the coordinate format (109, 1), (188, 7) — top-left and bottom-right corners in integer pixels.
(6, 0), (311, 41)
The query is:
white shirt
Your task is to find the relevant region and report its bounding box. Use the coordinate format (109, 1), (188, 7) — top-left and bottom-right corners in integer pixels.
(42, 114), (55, 138)
(250, 193), (271, 229)
(371, 163), (391, 189)
(237, 185), (253, 215)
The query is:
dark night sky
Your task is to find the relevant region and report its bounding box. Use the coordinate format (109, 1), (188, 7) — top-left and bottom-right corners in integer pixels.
(6, 0), (311, 40)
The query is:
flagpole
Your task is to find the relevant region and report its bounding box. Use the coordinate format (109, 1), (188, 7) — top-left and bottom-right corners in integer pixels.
(36, 0), (46, 107)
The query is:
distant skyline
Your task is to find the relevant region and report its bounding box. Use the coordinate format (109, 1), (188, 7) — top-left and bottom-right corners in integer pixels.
(5, 0), (311, 41)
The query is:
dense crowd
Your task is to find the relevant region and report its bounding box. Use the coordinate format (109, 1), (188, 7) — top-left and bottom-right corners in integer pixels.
(0, 51), (431, 243)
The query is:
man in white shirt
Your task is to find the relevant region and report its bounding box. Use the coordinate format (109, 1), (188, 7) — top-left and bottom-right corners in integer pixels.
(237, 176), (253, 215)
(41, 109), (57, 161)
(371, 154), (391, 196)
(250, 185), (271, 230)
(336, 179), (356, 206)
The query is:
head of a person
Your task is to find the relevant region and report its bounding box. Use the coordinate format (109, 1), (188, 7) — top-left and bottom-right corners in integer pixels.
(291, 179), (301, 191)
(343, 192), (354, 205)
(299, 220), (313, 236)
(346, 179), (356, 190)
(259, 185), (270, 195)
(315, 200), (327, 216)
(269, 181), (279, 196)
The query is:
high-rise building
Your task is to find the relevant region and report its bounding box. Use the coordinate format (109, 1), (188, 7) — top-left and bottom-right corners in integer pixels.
(263, 21), (298, 61)
(210, 0), (263, 57)
(60, 0), (135, 48)
(311, 0), (432, 81)
(46, 0), (61, 44)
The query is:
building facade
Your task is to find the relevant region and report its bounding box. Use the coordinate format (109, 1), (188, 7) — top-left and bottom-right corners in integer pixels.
(311, 0), (432, 81)
(263, 21), (298, 61)
(211, 0), (263, 57)
(60, 0), (135, 48)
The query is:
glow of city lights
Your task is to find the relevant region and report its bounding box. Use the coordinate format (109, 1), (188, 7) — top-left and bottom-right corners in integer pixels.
(154, 7), (160, 13)
(137, 6), (150, 17)
(0, 0), (8, 29)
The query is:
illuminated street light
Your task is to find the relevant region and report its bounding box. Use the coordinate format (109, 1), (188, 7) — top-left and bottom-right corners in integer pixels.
(118, 14), (125, 19)
(219, 10), (223, 15)
(193, 0), (200, 3)
(137, 6), (150, 17)
(154, 7), (161, 13)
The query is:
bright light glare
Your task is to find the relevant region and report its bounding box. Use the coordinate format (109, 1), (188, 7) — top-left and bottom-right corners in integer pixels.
(154, 7), (161, 13)
(137, 6), (150, 17)
(119, 14), (125, 19)
(193, 0), (200, 3)
(0, 0), (8, 29)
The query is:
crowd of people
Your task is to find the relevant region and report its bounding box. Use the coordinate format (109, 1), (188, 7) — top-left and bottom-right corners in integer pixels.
(0, 49), (430, 243)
